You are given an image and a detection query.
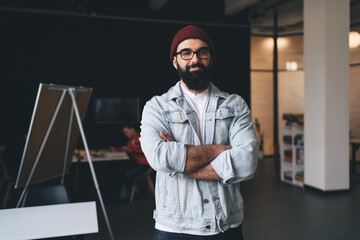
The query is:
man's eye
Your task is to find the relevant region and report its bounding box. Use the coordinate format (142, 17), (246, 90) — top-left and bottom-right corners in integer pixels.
(199, 49), (209, 55)
(181, 50), (192, 56)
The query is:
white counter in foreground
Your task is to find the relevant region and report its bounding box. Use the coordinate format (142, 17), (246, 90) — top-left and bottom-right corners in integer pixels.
(0, 201), (98, 240)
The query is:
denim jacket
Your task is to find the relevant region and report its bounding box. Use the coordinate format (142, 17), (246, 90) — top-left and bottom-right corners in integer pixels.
(140, 81), (259, 233)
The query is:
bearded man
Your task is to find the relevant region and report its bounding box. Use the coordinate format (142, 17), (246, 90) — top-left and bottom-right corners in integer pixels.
(140, 25), (259, 240)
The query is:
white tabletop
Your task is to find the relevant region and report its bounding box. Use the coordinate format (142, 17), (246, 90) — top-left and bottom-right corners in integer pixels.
(0, 202), (98, 240)
(73, 150), (129, 162)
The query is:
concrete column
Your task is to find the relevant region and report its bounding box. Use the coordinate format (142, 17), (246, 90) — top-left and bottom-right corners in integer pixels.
(304, 0), (349, 191)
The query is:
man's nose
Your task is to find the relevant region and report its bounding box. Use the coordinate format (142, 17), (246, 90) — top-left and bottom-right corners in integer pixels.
(190, 52), (200, 64)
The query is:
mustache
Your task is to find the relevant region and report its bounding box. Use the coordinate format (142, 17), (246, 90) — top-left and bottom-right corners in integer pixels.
(186, 63), (206, 71)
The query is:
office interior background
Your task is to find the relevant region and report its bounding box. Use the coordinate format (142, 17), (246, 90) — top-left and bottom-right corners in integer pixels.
(0, 0), (360, 239)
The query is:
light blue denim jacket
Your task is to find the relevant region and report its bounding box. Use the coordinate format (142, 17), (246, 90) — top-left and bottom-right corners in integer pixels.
(140, 81), (259, 233)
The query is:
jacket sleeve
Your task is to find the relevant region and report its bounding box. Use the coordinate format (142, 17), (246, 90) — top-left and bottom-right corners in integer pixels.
(210, 98), (259, 185)
(139, 99), (187, 174)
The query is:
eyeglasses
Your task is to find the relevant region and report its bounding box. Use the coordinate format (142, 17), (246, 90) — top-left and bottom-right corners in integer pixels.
(175, 47), (211, 60)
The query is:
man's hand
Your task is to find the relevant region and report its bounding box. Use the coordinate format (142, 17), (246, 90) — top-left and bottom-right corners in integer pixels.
(160, 131), (174, 142)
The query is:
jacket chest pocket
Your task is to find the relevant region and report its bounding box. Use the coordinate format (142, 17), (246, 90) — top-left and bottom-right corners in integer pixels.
(163, 111), (191, 143)
(214, 107), (237, 144)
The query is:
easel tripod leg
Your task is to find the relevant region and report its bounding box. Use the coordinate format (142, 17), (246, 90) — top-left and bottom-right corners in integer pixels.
(68, 88), (115, 240)
(16, 90), (67, 208)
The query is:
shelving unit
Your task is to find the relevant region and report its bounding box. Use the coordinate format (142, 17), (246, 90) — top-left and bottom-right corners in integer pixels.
(280, 125), (304, 188)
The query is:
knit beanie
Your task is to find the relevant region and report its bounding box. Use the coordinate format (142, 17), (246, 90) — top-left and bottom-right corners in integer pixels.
(170, 25), (215, 61)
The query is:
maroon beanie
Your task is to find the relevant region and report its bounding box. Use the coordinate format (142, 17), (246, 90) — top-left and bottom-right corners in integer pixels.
(170, 25), (215, 61)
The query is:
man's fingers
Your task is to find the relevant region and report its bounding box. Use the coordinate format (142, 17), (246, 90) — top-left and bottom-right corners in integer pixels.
(163, 132), (174, 141)
(159, 132), (166, 141)
(160, 132), (169, 141)
(159, 131), (174, 141)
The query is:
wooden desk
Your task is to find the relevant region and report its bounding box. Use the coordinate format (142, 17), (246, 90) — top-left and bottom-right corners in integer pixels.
(350, 138), (360, 174)
(73, 149), (129, 163)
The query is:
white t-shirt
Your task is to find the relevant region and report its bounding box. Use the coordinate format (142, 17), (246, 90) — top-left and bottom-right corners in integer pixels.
(180, 84), (210, 144)
(156, 83), (240, 235)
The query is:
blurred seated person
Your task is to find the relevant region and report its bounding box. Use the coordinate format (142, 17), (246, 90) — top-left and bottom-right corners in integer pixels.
(111, 123), (150, 199)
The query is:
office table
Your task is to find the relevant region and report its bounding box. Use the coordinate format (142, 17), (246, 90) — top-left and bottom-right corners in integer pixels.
(70, 149), (130, 195)
(73, 149), (129, 163)
(350, 138), (360, 174)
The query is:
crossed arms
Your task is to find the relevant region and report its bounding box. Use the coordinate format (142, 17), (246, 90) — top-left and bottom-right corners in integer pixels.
(140, 98), (259, 185)
(159, 132), (231, 180)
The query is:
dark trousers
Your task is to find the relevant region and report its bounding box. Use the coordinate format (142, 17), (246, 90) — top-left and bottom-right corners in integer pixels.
(153, 225), (244, 240)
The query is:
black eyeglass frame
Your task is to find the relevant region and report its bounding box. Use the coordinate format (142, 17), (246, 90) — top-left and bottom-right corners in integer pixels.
(175, 47), (211, 60)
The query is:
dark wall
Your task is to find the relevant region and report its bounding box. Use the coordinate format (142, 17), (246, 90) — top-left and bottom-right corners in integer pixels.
(0, 12), (250, 176)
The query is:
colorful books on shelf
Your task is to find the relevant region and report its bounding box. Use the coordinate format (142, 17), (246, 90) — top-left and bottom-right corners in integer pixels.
(296, 148), (304, 165)
(284, 149), (292, 162)
(284, 171), (293, 181)
(283, 135), (292, 145)
(294, 134), (304, 146)
(295, 171), (304, 182)
(280, 124), (304, 187)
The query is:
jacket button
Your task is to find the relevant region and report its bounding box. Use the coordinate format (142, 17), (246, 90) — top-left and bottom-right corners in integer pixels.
(204, 199), (209, 203)
(206, 225), (211, 229)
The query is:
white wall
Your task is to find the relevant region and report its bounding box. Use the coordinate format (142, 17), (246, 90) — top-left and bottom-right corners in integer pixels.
(304, 0), (349, 191)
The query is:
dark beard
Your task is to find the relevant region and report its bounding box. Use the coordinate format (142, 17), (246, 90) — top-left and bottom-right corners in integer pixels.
(176, 62), (211, 91)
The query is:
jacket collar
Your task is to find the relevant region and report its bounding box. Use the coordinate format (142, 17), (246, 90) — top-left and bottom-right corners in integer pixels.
(165, 81), (227, 101)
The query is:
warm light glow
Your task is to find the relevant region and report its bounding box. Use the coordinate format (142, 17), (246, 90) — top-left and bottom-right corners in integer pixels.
(277, 38), (288, 48)
(264, 38), (274, 48)
(349, 31), (360, 48)
(286, 61), (298, 71)
(264, 37), (289, 49)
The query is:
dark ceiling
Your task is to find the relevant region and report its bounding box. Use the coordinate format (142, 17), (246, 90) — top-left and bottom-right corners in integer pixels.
(0, 0), (248, 26)
(0, 0), (359, 36)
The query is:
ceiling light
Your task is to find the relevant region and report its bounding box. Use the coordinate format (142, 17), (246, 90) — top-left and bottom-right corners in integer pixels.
(349, 31), (360, 48)
(264, 37), (289, 49)
(286, 61), (298, 71)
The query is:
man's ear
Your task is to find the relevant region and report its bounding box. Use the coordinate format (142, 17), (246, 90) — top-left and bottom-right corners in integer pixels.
(172, 56), (178, 69)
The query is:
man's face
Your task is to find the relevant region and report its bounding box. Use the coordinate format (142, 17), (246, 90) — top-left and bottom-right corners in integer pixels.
(172, 39), (212, 91)
(123, 127), (136, 139)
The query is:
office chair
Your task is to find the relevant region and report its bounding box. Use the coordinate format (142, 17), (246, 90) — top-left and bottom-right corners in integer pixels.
(129, 168), (155, 203)
(21, 184), (70, 207)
